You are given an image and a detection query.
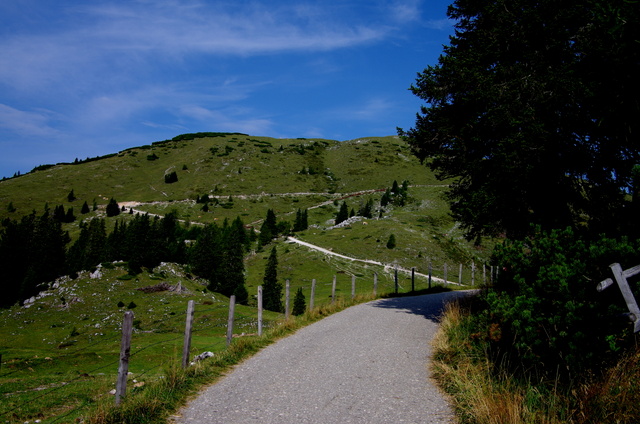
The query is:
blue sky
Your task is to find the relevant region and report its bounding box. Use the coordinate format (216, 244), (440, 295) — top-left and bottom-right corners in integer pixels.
(0, 0), (454, 179)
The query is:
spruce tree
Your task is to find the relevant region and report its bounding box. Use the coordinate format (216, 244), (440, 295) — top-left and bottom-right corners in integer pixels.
(189, 224), (222, 291)
(81, 201), (90, 214)
(106, 198), (120, 217)
(293, 208), (309, 232)
(402, 0), (640, 239)
(386, 234), (396, 249)
(335, 201), (349, 225)
(65, 207), (75, 223)
(292, 287), (306, 316)
(263, 247), (283, 312)
(259, 209), (278, 247)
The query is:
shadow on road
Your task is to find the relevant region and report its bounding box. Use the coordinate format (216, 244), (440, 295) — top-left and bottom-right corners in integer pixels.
(369, 291), (475, 323)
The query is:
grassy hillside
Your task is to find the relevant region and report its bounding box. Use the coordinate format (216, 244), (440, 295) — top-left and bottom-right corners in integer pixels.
(0, 135), (438, 221)
(0, 133), (493, 423)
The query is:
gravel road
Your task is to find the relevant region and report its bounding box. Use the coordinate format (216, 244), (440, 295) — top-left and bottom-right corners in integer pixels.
(173, 291), (468, 424)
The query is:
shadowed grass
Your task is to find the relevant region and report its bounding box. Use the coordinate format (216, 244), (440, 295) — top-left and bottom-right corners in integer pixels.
(432, 297), (640, 424)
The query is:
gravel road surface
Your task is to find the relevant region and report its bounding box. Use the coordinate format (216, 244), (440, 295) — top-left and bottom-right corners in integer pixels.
(173, 291), (468, 424)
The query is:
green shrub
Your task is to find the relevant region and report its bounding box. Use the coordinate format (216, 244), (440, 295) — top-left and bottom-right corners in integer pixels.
(480, 226), (640, 380)
(164, 171), (178, 184)
(386, 234), (396, 249)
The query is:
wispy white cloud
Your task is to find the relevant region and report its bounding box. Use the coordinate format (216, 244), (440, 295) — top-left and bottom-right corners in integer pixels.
(177, 104), (274, 135)
(0, 104), (63, 138)
(74, 1), (388, 55)
(328, 97), (395, 122)
(387, 0), (422, 23)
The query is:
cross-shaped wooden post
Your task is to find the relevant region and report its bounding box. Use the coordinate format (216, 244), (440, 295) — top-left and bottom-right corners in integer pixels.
(597, 263), (640, 332)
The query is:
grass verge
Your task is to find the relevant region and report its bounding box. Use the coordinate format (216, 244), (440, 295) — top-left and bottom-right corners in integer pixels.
(432, 295), (640, 424)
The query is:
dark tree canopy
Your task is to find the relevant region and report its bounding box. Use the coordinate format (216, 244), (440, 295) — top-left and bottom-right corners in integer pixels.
(106, 198), (120, 217)
(401, 0), (640, 240)
(262, 246), (283, 312)
(335, 201), (349, 225)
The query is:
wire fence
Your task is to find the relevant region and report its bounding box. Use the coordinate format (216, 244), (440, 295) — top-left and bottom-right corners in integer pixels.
(0, 261), (497, 423)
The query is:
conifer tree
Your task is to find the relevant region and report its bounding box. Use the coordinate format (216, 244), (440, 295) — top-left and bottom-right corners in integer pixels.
(259, 209), (278, 247)
(386, 234), (396, 249)
(335, 201), (349, 225)
(292, 287), (306, 316)
(81, 201), (90, 214)
(263, 246), (283, 312)
(53, 204), (66, 222)
(64, 207), (75, 223)
(106, 198), (120, 217)
(217, 218), (247, 299)
(67, 189), (76, 202)
(189, 224), (223, 291)
(358, 199), (374, 219)
(164, 171), (178, 184)
(293, 208), (309, 232)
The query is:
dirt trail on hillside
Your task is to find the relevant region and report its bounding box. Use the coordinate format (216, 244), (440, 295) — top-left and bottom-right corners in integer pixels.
(286, 236), (454, 285)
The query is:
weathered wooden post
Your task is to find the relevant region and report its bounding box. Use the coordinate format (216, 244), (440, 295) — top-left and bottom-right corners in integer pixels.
(394, 264), (399, 294)
(597, 263), (640, 332)
(459, 263), (463, 285)
(310, 279), (316, 310)
(471, 261), (476, 286)
(285, 279), (291, 319)
(115, 311), (134, 405)
(226, 295), (236, 347)
(332, 275), (337, 304)
(483, 264), (487, 285)
(351, 275), (356, 300)
(411, 267), (415, 292)
(257, 285), (263, 336)
(181, 300), (195, 368)
(373, 272), (378, 296)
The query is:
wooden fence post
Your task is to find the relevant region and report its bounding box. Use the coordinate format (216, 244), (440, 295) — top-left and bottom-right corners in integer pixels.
(115, 311), (134, 406)
(471, 261), (475, 286)
(597, 263), (640, 332)
(332, 275), (337, 304)
(373, 272), (378, 296)
(351, 275), (356, 300)
(226, 295), (236, 347)
(459, 263), (463, 285)
(257, 286), (263, 336)
(285, 279), (290, 319)
(310, 279), (316, 310)
(394, 264), (399, 294)
(181, 300), (195, 368)
(411, 267), (415, 292)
